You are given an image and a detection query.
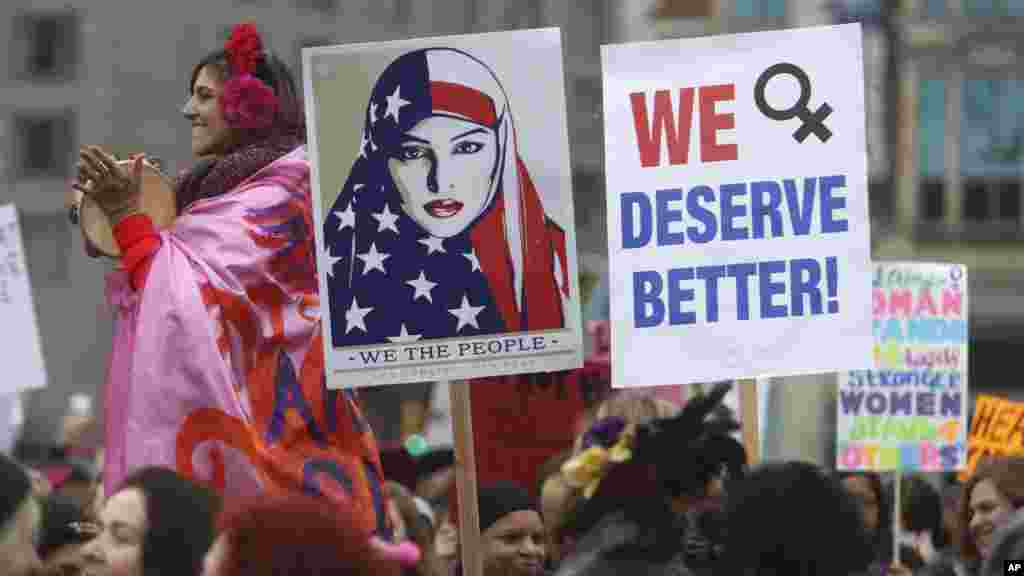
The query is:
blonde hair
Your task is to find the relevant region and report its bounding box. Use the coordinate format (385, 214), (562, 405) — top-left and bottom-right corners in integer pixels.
(573, 392), (679, 454)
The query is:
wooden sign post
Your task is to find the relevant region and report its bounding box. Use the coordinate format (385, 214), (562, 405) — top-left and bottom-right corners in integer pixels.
(739, 379), (760, 465)
(450, 380), (482, 576)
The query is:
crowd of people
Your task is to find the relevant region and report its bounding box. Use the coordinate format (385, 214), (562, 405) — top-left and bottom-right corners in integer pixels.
(3, 383), (1024, 576)
(7, 16), (1021, 576)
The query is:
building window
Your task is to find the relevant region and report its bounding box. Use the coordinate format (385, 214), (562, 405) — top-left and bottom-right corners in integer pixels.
(960, 78), (1023, 232)
(923, 0), (947, 18)
(13, 111), (74, 180)
(963, 0), (1024, 17)
(831, 0), (883, 25)
(918, 79), (946, 222)
(14, 11), (78, 80)
(652, 0), (714, 19)
(734, 0), (785, 18)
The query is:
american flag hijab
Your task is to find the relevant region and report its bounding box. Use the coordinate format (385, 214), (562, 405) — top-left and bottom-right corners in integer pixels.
(323, 47), (570, 348)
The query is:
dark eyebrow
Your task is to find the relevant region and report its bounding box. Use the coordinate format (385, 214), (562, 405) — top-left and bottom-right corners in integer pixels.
(398, 134), (431, 145)
(451, 127), (488, 141)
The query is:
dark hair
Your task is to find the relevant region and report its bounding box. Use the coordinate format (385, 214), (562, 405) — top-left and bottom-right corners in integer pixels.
(0, 453), (31, 530)
(721, 462), (874, 576)
(837, 471), (893, 564)
(189, 46), (305, 146)
(116, 467), (220, 576)
(38, 494), (91, 559)
(217, 494), (401, 576)
(902, 475), (949, 548)
(554, 511), (693, 576)
(958, 456), (1024, 562)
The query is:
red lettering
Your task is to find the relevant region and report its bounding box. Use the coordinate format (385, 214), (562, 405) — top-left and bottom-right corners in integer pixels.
(699, 84), (738, 162)
(629, 88), (694, 168)
(873, 288), (886, 318)
(889, 289), (913, 317)
(915, 288), (938, 316)
(942, 289), (963, 317)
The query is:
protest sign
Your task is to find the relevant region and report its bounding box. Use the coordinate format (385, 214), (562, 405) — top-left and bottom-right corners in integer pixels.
(962, 395), (1024, 479)
(837, 262), (968, 472)
(601, 24), (873, 387)
(304, 28), (582, 388)
(0, 204), (47, 392)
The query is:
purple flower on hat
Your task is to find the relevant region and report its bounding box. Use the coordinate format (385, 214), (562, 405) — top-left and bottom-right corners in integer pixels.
(581, 416), (627, 451)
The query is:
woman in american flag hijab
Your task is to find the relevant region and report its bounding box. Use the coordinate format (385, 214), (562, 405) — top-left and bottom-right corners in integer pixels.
(323, 47), (571, 346)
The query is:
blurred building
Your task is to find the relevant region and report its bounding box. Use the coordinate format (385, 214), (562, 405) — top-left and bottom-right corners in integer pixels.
(1, 0), (608, 444)
(4, 0), (1021, 457)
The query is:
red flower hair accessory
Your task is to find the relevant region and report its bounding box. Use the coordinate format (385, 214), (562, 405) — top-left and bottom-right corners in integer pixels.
(220, 74), (279, 130)
(224, 22), (263, 75)
(220, 22), (279, 130)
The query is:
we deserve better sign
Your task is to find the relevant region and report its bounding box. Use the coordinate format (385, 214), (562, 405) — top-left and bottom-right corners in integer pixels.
(602, 24), (873, 387)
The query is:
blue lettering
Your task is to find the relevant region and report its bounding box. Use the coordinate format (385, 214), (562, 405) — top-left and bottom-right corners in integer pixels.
(758, 260), (787, 318)
(697, 265), (725, 322)
(727, 263), (757, 321)
(751, 180), (783, 239)
(720, 183), (749, 240)
(634, 271), (664, 328)
(655, 188), (686, 246)
(686, 185), (717, 243)
(621, 192), (652, 249)
(789, 258), (823, 316)
(783, 178), (816, 236)
(267, 352), (325, 445)
(820, 175), (849, 233)
(667, 268), (697, 325)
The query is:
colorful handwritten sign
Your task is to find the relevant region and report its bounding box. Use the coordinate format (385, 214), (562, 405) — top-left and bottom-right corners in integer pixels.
(962, 395), (1024, 480)
(601, 24), (873, 387)
(837, 262), (968, 472)
(0, 204), (47, 393)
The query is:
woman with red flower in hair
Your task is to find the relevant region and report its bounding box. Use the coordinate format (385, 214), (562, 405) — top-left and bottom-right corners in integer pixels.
(73, 23), (390, 541)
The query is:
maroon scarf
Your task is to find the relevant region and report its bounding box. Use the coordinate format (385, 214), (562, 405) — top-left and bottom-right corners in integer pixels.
(173, 131), (304, 215)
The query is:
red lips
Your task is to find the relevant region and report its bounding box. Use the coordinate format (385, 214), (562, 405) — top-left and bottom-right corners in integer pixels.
(424, 199), (464, 218)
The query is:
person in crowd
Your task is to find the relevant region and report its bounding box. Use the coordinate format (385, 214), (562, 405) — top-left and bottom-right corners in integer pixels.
(555, 383), (744, 576)
(840, 472), (894, 570)
(0, 453), (43, 576)
(456, 481), (546, 576)
(979, 509), (1024, 576)
(941, 481), (962, 556)
(720, 461), (875, 576)
(433, 498), (459, 576)
(38, 494), (97, 576)
(73, 21), (388, 536)
(958, 457), (1024, 574)
(572, 392), (677, 453)
(536, 450), (576, 570)
(896, 475), (958, 576)
(80, 467), (220, 576)
(201, 494), (404, 576)
(48, 461), (98, 514)
(385, 481), (443, 576)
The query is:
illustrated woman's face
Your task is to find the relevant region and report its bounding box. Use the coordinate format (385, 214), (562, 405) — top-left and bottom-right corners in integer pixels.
(388, 115), (499, 238)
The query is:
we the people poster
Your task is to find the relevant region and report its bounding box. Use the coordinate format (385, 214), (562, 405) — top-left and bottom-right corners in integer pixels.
(304, 29), (583, 388)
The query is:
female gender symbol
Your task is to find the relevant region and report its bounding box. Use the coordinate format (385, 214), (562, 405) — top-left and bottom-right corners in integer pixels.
(754, 62), (833, 143)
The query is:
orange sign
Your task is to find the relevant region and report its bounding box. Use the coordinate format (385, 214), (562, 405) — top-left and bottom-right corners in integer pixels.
(960, 395), (1024, 480)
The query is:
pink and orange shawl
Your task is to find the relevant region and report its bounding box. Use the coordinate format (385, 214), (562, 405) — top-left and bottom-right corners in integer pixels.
(104, 147), (387, 536)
